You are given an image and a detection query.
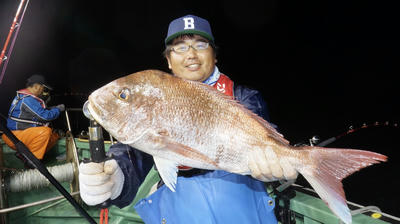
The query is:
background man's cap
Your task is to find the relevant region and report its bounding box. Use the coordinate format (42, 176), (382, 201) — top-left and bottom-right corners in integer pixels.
(165, 15), (214, 45)
(26, 74), (53, 90)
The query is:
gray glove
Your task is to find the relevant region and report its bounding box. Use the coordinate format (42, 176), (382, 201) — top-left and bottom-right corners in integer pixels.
(55, 104), (65, 112)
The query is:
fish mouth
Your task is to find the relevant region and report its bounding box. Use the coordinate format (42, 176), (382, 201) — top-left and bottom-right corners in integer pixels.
(86, 95), (131, 144)
(86, 97), (104, 125)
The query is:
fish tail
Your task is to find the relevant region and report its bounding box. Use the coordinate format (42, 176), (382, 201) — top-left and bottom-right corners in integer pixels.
(296, 146), (387, 224)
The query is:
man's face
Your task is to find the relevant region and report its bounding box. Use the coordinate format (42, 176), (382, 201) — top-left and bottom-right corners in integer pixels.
(166, 35), (217, 82)
(32, 83), (44, 97)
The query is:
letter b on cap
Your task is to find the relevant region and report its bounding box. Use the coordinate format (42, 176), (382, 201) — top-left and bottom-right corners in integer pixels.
(183, 17), (195, 29)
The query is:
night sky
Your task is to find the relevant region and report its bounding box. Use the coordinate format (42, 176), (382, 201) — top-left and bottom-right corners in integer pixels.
(1, 0), (399, 217)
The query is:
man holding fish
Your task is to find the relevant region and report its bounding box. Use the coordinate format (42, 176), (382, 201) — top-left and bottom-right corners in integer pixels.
(79, 14), (386, 224)
(79, 15), (296, 223)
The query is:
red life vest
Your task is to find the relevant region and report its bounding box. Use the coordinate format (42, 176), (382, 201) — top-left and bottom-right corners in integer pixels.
(178, 74), (234, 171)
(17, 89), (46, 108)
(213, 73), (234, 98)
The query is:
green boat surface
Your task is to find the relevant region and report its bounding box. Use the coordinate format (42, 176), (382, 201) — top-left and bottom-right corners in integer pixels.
(0, 137), (398, 224)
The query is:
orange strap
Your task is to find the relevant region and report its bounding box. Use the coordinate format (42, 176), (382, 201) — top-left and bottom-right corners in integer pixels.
(99, 208), (108, 224)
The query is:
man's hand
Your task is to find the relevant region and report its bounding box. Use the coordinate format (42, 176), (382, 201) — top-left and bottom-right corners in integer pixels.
(55, 104), (65, 112)
(79, 159), (124, 206)
(248, 147), (298, 182)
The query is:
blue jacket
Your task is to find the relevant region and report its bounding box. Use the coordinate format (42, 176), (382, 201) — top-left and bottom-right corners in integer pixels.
(7, 90), (61, 130)
(108, 84), (277, 224)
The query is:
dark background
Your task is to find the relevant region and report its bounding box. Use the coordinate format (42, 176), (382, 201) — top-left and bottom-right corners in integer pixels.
(0, 0), (399, 217)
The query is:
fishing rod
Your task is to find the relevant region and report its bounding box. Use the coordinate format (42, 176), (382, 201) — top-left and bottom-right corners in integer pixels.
(0, 119), (97, 224)
(275, 120), (398, 223)
(0, 0), (29, 84)
(316, 121), (398, 147)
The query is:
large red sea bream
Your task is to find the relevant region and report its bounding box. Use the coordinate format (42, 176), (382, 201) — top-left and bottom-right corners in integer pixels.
(87, 70), (387, 224)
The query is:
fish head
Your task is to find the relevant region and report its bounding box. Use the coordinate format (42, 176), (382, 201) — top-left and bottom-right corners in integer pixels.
(87, 70), (165, 144)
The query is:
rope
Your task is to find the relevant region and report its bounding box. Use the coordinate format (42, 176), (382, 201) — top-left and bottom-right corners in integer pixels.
(6, 163), (74, 192)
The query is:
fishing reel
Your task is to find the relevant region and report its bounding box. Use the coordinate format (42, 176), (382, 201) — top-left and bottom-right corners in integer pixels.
(293, 135), (321, 147)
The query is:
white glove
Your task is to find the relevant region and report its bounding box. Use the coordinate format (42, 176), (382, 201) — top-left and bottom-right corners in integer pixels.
(248, 147), (298, 182)
(79, 159), (124, 206)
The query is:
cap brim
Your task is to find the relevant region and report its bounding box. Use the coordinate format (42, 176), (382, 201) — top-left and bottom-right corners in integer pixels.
(42, 84), (53, 91)
(165, 30), (214, 45)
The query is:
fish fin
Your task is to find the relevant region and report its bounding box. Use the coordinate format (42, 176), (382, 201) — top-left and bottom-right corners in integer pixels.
(196, 81), (289, 145)
(298, 146), (387, 224)
(250, 113), (289, 145)
(156, 134), (219, 169)
(302, 173), (351, 224)
(153, 156), (179, 192)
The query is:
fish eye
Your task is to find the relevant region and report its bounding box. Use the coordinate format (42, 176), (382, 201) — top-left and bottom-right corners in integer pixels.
(118, 88), (130, 100)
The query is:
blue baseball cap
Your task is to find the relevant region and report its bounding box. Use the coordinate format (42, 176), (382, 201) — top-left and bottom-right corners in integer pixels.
(165, 15), (214, 45)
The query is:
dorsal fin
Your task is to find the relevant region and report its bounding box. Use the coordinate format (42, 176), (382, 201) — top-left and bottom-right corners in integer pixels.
(192, 80), (290, 145)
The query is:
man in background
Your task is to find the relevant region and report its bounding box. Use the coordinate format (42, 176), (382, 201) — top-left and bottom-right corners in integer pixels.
(2, 74), (65, 168)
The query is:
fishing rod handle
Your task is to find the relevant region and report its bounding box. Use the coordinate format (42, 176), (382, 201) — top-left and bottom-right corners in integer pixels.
(88, 120), (107, 162)
(86, 119), (111, 208)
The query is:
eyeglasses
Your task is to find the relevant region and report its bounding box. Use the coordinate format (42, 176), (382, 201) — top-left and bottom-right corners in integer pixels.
(171, 41), (209, 53)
